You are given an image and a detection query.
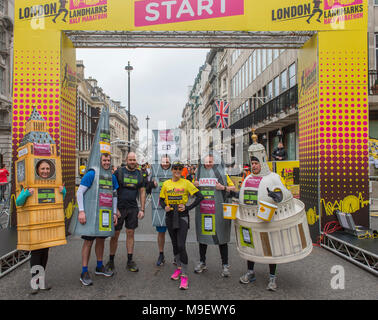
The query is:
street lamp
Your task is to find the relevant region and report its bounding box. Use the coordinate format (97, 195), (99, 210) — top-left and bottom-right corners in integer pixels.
(125, 61), (133, 152)
(146, 115), (150, 161)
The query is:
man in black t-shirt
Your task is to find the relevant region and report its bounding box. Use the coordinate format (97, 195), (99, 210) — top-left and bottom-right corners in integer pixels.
(105, 152), (146, 272)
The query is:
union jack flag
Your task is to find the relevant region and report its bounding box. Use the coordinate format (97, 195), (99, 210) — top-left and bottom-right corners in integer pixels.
(215, 100), (230, 129)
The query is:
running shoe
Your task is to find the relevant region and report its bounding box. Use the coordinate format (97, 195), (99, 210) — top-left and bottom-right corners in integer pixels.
(126, 260), (139, 272)
(221, 264), (231, 278)
(95, 265), (114, 277)
(239, 270), (256, 284)
(80, 271), (93, 286)
(171, 268), (182, 280)
(179, 275), (189, 290)
(194, 261), (207, 274)
(266, 275), (277, 291)
(156, 254), (165, 266)
(105, 260), (115, 272)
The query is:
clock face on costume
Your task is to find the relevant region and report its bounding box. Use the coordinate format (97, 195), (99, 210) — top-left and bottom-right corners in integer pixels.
(17, 160), (26, 183)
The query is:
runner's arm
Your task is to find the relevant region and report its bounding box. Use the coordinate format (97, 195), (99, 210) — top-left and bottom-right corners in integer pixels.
(76, 185), (89, 211)
(139, 187), (146, 211)
(185, 191), (204, 211)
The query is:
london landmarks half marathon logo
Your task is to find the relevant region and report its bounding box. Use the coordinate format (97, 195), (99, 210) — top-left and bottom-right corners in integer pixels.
(271, 0), (364, 25)
(18, 0), (108, 25)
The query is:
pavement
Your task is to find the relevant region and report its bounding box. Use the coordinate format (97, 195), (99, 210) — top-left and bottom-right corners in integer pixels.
(0, 205), (377, 301)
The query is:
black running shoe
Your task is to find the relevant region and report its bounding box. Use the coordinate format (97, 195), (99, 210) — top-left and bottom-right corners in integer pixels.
(80, 271), (93, 286)
(95, 265), (114, 277)
(156, 254), (165, 266)
(126, 260), (139, 272)
(105, 260), (115, 273)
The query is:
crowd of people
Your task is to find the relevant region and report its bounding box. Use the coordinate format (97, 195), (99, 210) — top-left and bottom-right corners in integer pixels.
(19, 142), (289, 294)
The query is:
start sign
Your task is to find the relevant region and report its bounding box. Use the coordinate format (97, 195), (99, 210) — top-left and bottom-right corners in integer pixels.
(134, 0), (244, 27)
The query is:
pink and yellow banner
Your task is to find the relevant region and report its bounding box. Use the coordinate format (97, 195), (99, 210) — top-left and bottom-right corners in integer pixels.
(14, 0), (368, 31)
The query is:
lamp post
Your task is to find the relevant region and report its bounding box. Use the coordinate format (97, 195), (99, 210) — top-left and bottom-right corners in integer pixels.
(125, 61), (133, 152)
(146, 115), (150, 161)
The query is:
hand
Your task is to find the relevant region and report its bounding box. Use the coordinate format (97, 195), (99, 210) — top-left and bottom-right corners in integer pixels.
(137, 210), (145, 220)
(117, 209), (121, 218)
(266, 188), (283, 203)
(28, 188), (34, 195)
(59, 185), (64, 193)
(178, 204), (186, 212)
(165, 206), (171, 212)
(113, 214), (118, 226)
(215, 182), (224, 191)
(154, 180), (158, 188)
(194, 181), (199, 187)
(78, 210), (86, 225)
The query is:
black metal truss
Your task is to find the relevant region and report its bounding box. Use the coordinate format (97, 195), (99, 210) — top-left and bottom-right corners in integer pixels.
(64, 31), (315, 49)
(321, 233), (378, 276)
(0, 250), (30, 278)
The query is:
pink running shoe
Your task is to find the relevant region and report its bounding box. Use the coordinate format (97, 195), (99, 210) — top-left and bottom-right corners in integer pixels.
(171, 268), (182, 280)
(179, 275), (188, 290)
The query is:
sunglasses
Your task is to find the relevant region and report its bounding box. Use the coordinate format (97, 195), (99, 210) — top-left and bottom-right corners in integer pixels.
(172, 166), (183, 171)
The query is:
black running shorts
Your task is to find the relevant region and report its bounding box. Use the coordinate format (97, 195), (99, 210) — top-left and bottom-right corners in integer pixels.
(115, 207), (139, 231)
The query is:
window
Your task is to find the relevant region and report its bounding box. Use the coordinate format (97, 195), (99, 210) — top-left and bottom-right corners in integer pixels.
(0, 32), (5, 51)
(267, 81), (273, 100)
(244, 63), (248, 89)
(261, 49), (266, 71)
(281, 70), (288, 92)
(252, 94), (257, 112)
(245, 99), (249, 114)
(257, 50), (261, 76)
(289, 63), (296, 88)
(274, 76), (280, 97)
(0, 0), (4, 13)
(267, 50), (272, 66)
(241, 66), (245, 92)
(252, 51), (257, 80)
(375, 0), (378, 5)
(273, 49), (279, 60)
(222, 77), (227, 94)
(248, 55), (252, 85)
(0, 67), (4, 95)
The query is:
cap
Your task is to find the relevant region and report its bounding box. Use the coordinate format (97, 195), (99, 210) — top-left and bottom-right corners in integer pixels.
(172, 161), (184, 169)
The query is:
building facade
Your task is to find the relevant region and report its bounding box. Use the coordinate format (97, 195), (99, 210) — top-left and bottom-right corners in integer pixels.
(76, 60), (139, 179)
(0, 0), (13, 170)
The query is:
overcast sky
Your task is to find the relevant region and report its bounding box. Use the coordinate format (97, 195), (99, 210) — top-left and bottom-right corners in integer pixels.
(76, 48), (209, 136)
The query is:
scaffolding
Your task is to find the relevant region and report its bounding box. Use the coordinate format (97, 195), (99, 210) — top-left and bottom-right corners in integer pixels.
(64, 31), (315, 49)
(321, 232), (378, 276)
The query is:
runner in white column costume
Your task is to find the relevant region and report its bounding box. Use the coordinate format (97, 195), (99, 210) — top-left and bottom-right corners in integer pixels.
(236, 130), (312, 291)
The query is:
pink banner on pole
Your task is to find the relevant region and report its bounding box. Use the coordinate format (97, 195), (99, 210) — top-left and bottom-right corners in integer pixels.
(135, 0), (245, 27)
(324, 0), (362, 10)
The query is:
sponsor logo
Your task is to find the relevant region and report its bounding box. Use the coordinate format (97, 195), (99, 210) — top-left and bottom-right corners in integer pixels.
(18, 0), (108, 25)
(271, 0), (363, 25)
(299, 62), (317, 97)
(135, 0), (244, 27)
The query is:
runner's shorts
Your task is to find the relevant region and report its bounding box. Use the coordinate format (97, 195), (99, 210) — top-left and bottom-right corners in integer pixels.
(115, 207), (139, 231)
(81, 236), (107, 241)
(156, 226), (167, 233)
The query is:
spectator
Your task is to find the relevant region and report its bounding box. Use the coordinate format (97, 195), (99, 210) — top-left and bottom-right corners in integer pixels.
(0, 164), (9, 203)
(272, 142), (287, 161)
